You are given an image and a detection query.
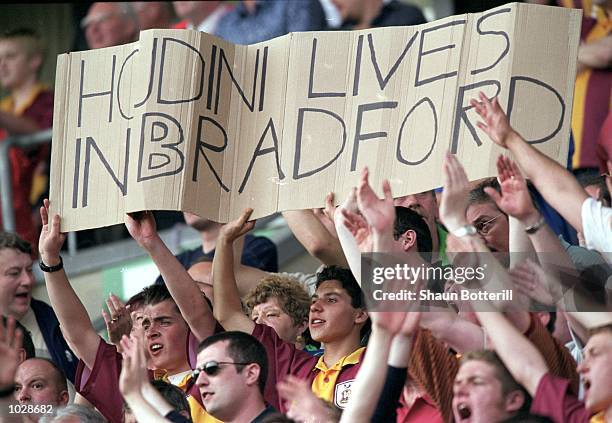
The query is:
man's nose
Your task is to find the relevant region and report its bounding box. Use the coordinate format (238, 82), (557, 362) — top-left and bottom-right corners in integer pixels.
(17, 388), (30, 403)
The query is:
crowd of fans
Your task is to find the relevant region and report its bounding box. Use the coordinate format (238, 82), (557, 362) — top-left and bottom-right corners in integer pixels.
(0, 1), (610, 423)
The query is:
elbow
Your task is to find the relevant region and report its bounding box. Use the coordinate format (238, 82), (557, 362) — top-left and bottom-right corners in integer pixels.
(307, 239), (334, 261)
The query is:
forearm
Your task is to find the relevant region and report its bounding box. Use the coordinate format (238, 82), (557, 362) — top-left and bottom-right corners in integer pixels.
(123, 391), (171, 423)
(0, 112), (41, 135)
(475, 311), (548, 395)
(283, 210), (347, 266)
(212, 237), (254, 332)
(334, 214), (362, 284)
(422, 311), (484, 353)
(509, 216), (536, 266)
(141, 383), (175, 416)
(145, 238), (215, 341)
(506, 133), (587, 231)
(566, 311), (612, 330)
(340, 328), (394, 423)
(388, 333), (413, 367)
(43, 268), (99, 368)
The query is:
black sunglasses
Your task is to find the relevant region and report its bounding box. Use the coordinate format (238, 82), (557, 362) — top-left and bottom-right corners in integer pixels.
(192, 360), (251, 378)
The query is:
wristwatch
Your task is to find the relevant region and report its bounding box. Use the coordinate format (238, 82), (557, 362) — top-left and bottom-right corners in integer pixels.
(39, 256), (63, 273)
(452, 225), (477, 237)
(524, 216), (546, 234)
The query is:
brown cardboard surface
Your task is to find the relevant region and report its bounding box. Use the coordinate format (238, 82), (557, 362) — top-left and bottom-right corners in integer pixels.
(50, 3), (581, 231)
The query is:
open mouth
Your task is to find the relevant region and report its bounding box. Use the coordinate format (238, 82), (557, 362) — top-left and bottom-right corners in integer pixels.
(310, 318), (326, 327)
(456, 403), (472, 421)
(202, 392), (214, 401)
(150, 343), (163, 355)
(583, 379), (591, 397)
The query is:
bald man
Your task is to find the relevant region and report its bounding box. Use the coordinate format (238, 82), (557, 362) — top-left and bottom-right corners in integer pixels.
(14, 358), (69, 422)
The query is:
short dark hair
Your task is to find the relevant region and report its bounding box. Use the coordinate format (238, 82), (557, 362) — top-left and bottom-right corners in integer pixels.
(2, 316), (35, 359)
(0, 232), (32, 255)
(0, 28), (44, 59)
(142, 283), (175, 307)
(315, 266), (364, 309)
(125, 291), (146, 310)
(150, 380), (191, 416)
(197, 331), (268, 394)
(468, 178), (501, 205)
(393, 206), (433, 261)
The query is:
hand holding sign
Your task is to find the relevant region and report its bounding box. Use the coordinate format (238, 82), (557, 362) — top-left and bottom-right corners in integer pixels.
(219, 208), (256, 244)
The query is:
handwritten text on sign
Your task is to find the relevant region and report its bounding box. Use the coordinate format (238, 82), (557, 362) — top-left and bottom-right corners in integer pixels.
(50, 3), (580, 231)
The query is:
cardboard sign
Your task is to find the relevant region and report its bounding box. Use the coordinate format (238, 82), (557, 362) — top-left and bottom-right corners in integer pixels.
(50, 3), (581, 231)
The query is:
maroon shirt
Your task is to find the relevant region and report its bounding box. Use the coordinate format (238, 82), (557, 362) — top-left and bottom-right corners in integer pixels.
(530, 373), (591, 423)
(75, 335), (203, 423)
(251, 323), (364, 412)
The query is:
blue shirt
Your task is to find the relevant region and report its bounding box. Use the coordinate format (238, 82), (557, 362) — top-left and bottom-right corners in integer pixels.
(155, 234), (277, 284)
(215, 0), (327, 45)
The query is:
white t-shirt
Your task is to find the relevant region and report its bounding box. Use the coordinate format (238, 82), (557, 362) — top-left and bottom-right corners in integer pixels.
(19, 308), (51, 359)
(581, 198), (612, 263)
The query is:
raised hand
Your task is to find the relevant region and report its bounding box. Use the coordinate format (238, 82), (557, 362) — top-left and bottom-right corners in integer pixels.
(125, 211), (159, 250)
(102, 293), (133, 348)
(219, 208), (255, 243)
(439, 153), (471, 233)
(0, 316), (23, 390)
(485, 155), (538, 223)
(470, 92), (515, 148)
(398, 311), (422, 337)
(509, 260), (562, 307)
(340, 207), (372, 253)
(278, 375), (336, 423)
(356, 167), (395, 235)
(119, 333), (148, 399)
(39, 198), (66, 265)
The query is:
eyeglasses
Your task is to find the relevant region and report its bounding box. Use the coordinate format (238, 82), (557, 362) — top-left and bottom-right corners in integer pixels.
(473, 214), (503, 235)
(192, 360), (250, 378)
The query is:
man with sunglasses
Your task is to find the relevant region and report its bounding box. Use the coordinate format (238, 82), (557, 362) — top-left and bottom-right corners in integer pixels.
(194, 331), (276, 423)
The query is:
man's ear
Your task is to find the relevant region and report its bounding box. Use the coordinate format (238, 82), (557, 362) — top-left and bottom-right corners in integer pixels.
(534, 311), (550, 329)
(18, 348), (27, 364)
(354, 309), (368, 325)
(504, 389), (526, 414)
(59, 389), (69, 406)
(297, 320), (309, 336)
(243, 363), (261, 387)
(401, 230), (417, 252)
(27, 54), (43, 75)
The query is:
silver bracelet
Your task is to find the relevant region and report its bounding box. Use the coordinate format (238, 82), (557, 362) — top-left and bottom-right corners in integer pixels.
(524, 216), (546, 234)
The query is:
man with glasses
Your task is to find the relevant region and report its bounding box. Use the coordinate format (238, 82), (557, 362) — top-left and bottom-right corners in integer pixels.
(195, 331), (276, 423)
(466, 179), (510, 254)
